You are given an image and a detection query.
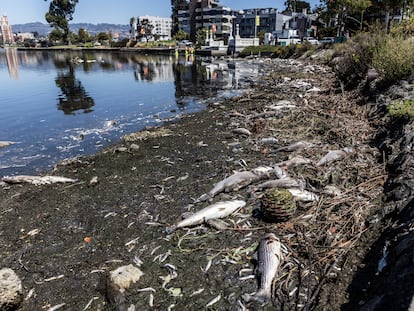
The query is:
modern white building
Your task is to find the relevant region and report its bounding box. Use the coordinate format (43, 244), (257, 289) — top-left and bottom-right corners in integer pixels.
(137, 15), (173, 41)
(0, 15), (14, 44)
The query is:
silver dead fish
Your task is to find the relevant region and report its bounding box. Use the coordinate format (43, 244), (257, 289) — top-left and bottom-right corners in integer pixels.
(316, 147), (353, 166)
(166, 200), (246, 233)
(232, 128), (252, 136)
(245, 233), (282, 303)
(276, 156), (312, 169)
(287, 188), (319, 202)
(2, 175), (78, 185)
(277, 141), (316, 152)
(202, 166), (274, 200)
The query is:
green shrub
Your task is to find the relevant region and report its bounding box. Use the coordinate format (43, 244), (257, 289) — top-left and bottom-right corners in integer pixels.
(331, 32), (378, 89)
(390, 16), (414, 37)
(387, 98), (414, 118)
(239, 45), (278, 57)
(239, 44), (314, 59)
(372, 35), (414, 83)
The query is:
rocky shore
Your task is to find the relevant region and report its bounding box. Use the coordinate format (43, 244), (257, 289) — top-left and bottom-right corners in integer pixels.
(0, 55), (413, 311)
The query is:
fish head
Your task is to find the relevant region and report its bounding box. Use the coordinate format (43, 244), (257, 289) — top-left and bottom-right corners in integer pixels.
(343, 147), (354, 154)
(263, 233), (278, 241)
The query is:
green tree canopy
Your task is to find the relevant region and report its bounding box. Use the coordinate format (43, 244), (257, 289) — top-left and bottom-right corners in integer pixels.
(284, 0), (311, 12)
(78, 28), (91, 43)
(137, 19), (154, 42)
(173, 29), (189, 41)
(195, 28), (207, 47)
(48, 28), (64, 44)
(95, 32), (112, 43)
(44, 0), (79, 45)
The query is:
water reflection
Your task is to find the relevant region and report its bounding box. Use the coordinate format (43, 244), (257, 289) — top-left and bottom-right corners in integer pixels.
(4, 48), (18, 79)
(55, 65), (95, 115)
(0, 49), (261, 176)
(0, 50), (243, 100)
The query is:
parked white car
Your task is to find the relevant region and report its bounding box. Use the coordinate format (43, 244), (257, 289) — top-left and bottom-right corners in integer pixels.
(277, 36), (301, 46)
(304, 37), (320, 45)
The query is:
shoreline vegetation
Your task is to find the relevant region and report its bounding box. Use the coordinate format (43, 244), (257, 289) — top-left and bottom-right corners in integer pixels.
(1, 37), (414, 310)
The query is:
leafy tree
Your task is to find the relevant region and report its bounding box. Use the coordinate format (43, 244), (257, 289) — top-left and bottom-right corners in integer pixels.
(344, 0), (372, 31)
(137, 19), (154, 42)
(78, 28), (91, 43)
(174, 29), (189, 41)
(258, 30), (266, 44)
(95, 32), (112, 45)
(195, 28), (207, 47)
(284, 0), (311, 12)
(48, 28), (64, 45)
(44, 0), (79, 45)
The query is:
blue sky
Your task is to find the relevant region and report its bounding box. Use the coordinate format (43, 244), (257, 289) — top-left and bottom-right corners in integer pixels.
(2, 0), (322, 25)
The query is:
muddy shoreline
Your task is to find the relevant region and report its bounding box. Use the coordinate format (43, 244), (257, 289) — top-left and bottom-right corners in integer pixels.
(0, 56), (411, 310)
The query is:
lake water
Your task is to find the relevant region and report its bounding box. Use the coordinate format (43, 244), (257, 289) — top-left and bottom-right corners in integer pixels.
(0, 49), (261, 177)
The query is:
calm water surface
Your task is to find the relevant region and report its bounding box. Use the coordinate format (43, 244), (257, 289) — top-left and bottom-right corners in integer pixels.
(0, 49), (261, 177)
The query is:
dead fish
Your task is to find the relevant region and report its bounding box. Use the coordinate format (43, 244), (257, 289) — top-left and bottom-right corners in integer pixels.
(273, 165), (288, 179)
(287, 188), (319, 202)
(255, 177), (304, 190)
(267, 100), (296, 110)
(244, 233), (282, 303)
(277, 141), (316, 152)
(2, 175), (78, 185)
(306, 86), (321, 93)
(232, 128), (252, 136)
(206, 167), (274, 199)
(260, 137), (278, 145)
(316, 147), (353, 166)
(276, 156), (312, 169)
(166, 200), (246, 233)
(0, 141), (16, 148)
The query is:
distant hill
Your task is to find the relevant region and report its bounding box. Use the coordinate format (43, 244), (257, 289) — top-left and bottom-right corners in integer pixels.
(11, 22), (131, 38)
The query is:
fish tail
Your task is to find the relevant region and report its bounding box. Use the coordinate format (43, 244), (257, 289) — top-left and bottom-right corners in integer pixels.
(252, 288), (272, 303)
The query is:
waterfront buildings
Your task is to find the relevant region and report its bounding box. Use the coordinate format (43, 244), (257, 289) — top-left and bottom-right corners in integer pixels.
(173, 1), (316, 45)
(0, 15), (14, 45)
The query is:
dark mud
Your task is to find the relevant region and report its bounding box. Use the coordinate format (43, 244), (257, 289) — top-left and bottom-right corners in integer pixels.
(0, 57), (411, 311)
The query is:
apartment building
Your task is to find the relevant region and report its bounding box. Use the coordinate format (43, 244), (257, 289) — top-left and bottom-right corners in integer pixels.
(175, 0), (234, 42)
(0, 15), (14, 45)
(191, 0), (234, 41)
(233, 8), (289, 38)
(137, 15), (173, 41)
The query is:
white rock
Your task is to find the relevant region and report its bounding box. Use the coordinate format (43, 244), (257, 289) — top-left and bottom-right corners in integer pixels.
(109, 265), (143, 293)
(0, 268), (23, 310)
